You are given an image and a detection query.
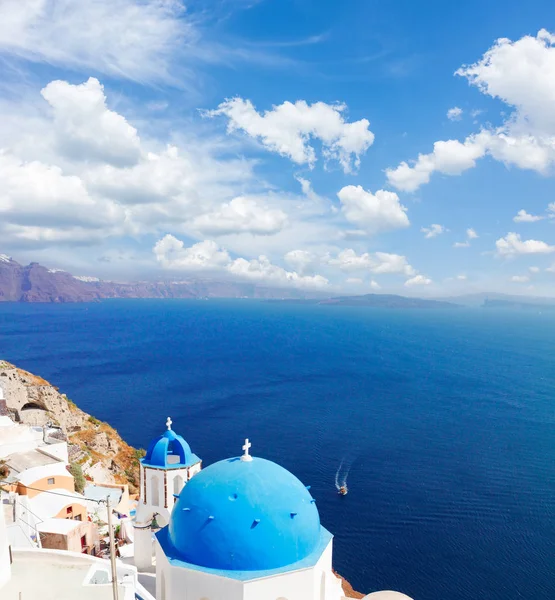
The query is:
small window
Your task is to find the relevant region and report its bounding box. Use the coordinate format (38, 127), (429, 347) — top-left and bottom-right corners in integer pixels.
(66, 506), (73, 515)
(47, 477), (55, 485)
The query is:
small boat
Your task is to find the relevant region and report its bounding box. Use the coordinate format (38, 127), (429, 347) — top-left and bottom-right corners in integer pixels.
(338, 485), (348, 496)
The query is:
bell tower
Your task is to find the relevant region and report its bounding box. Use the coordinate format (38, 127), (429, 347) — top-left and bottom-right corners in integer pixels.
(134, 417), (201, 570)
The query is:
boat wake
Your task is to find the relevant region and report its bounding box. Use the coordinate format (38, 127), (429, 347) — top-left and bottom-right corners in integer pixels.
(335, 458), (353, 491)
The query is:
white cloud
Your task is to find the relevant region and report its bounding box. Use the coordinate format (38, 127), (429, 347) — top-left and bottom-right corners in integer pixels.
(346, 277), (363, 284)
(369, 279), (381, 290)
(205, 98), (375, 173)
(0, 151), (125, 245)
(327, 248), (415, 275)
(337, 185), (409, 234)
(421, 223), (447, 238)
(191, 197), (288, 236)
(0, 0), (191, 84)
(405, 275), (432, 287)
(456, 29), (555, 136)
(496, 232), (555, 256)
(548, 202), (555, 217)
(513, 209), (544, 223)
(447, 107), (463, 121)
(153, 236), (231, 271)
(456, 274), (467, 280)
(41, 78), (141, 167)
(453, 228), (478, 247)
(385, 137), (486, 192)
(467, 228), (478, 239)
(510, 275), (530, 283)
(386, 30), (555, 191)
(154, 234), (329, 289)
(283, 249), (319, 275)
(529, 266), (540, 273)
(547, 263), (555, 273)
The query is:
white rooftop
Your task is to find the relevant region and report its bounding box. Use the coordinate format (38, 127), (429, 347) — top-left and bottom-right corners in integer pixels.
(5, 448), (60, 474)
(28, 488), (87, 521)
(2, 548), (142, 600)
(16, 460), (70, 487)
(37, 518), (82, 535)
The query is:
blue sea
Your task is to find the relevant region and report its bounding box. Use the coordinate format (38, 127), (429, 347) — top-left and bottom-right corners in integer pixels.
(1, 299), (554, 599)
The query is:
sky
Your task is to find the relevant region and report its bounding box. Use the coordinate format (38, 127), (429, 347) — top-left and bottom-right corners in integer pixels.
(1, 0), (555, 296)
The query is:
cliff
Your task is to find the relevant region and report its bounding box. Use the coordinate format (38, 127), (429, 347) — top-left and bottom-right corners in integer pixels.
(0, 360), (143, 493)
(0, 256), (324, 303)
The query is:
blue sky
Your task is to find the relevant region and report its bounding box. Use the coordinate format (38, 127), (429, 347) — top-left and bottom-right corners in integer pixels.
(0, 0), (554, 295)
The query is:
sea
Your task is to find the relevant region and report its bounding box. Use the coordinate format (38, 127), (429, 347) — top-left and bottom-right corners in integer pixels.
(1, 299), (554, 600)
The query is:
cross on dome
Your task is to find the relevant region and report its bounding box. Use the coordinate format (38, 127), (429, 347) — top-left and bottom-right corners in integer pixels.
(241, 438), (253, 462)
(166, 416), (173, 430)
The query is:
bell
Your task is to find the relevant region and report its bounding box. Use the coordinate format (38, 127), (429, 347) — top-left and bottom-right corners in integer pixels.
(150, 514), (160, 530)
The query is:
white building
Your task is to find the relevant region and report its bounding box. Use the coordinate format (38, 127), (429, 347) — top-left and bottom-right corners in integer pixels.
(0, 484), (155, 600)
(134, 417), (201, 570)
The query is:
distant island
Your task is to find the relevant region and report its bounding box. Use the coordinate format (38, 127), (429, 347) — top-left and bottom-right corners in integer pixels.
(483, 298), (555, 310)
(270, 294), (457, 309)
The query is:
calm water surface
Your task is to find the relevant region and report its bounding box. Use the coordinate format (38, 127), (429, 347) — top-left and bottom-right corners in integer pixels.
(1, 300), (554, 599)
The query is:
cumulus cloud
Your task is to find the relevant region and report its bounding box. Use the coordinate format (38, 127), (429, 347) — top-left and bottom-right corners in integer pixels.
(421, 224), (447, 238)
(153, 236), (231, 271)
(0, 0), (191, 84)
(405, 275), (432, 287)
(447, 107), (463, 121)
(327, 248), (416, 275)
(283, 249), (319, 275)
(495, 232), (555, 256)
(386, 137), (485, 192)
(386, 30), (555, 191)
(510, 275), (530, 283)
(456, 274), (467, 280)
(191, 197), (288, 236)
(456, 29), (555, 136)
(337, 185), (409, 234)
(41, 78), (141, 167)
(548, 202), (555, 217)
(154, 234), (329, 289)
(205, 98), (375, 173)
(529, 266), (540, 273)
(0, 151), (125, 245)
(513, 209), (544, 223)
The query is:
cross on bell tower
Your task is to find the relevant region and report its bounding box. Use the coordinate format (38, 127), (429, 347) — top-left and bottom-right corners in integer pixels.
(241, 438), (253, 462)
(166, 416), (172, 430)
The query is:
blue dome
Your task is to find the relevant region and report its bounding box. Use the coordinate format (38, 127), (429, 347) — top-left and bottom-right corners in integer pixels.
(167, 456), (320, 571)
(142, 420), (200, 469)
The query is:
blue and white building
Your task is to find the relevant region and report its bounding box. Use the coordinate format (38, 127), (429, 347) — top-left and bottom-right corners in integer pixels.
(154, 437), (344, 600)
(134, 417), (202, 570)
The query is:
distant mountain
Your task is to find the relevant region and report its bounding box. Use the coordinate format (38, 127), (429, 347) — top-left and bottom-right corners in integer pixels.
(0, 256), (325, 303)
(269, 293), (458, 309)
(322, 294), (457, 308)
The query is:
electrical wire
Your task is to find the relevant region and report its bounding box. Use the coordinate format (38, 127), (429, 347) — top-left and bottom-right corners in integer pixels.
(0, 483), (105, 503)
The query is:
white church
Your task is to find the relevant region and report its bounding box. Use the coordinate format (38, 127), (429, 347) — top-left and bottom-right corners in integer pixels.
(134, 418), (414, 600)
